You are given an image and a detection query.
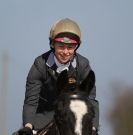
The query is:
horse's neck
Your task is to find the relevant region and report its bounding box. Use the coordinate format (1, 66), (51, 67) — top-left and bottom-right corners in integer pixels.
(57, 124), (75, 135)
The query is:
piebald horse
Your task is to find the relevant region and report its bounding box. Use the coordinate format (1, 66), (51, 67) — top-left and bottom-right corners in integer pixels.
(37, 70), (95, 135)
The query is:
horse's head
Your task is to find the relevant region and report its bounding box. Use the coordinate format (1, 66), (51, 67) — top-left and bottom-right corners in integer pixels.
(54, 70), (95, 135)
(56, 69), (95, 95)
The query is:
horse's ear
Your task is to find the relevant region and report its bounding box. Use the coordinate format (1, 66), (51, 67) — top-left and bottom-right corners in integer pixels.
(80, 70), (95, 94)
(56, 70), (68, 92)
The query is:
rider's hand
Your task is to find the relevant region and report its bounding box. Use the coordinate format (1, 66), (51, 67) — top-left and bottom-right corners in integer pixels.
(13, 127), (33, 135)
(92, 127), (98, 135)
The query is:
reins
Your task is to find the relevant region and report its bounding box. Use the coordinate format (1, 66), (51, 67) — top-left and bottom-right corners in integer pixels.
(36, 120), (54, 135)
(36, 119), (61, 135)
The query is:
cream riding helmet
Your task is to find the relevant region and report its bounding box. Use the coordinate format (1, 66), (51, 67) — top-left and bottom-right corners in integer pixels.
(49, 18), (81, 50)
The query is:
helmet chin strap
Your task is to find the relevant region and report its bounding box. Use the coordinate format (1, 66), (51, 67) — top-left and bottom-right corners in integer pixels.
(49, 37), (54, 50)
(74, 44), (80, 51)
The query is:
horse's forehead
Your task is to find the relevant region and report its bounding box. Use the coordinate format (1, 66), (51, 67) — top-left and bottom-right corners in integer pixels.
(68, 77), (76, 84)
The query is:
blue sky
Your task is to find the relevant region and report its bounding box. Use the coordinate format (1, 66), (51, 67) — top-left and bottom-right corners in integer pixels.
(0, 0), (133, 135)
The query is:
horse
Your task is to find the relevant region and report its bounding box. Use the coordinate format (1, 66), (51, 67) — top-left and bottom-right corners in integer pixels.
(36, 70), (95, 135)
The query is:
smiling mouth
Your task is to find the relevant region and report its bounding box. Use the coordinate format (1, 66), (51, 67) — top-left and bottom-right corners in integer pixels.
(60, 55), (70, 59)
(61, 57), (71, 61)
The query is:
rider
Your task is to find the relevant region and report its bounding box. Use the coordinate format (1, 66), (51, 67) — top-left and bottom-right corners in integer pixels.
(14, 18), (99, 135)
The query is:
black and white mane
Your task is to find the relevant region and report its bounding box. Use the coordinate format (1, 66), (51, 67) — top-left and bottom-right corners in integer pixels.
(37, 70), (95, 135)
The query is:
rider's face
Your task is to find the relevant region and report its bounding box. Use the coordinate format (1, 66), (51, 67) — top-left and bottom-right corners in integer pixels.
(54, 42), (77, 64)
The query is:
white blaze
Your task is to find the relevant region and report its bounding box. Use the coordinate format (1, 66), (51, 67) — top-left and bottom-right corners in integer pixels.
(69, 98), (87, 135)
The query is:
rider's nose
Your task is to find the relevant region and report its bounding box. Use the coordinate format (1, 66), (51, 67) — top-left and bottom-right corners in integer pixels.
(63, 46), (69, 54)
